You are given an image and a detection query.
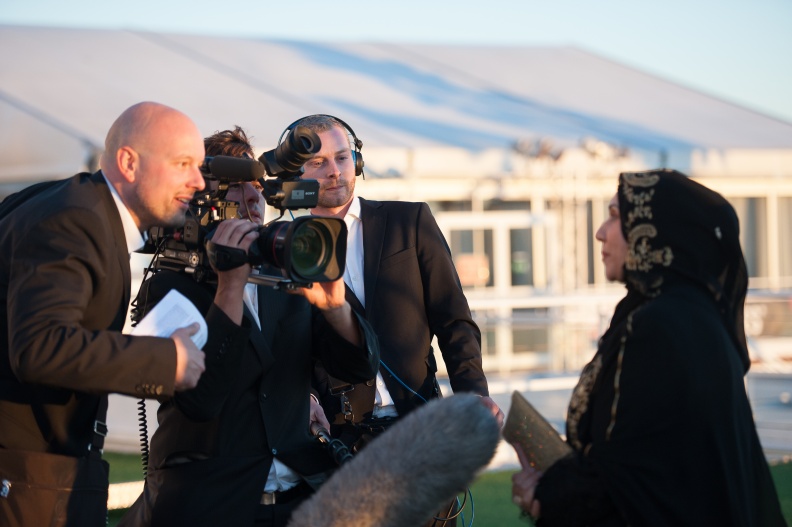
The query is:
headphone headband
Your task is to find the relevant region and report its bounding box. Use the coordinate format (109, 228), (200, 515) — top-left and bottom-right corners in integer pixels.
(279, 114), (365, 177)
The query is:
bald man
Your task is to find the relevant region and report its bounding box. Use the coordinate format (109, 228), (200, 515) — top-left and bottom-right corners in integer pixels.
(0, 102), (213, 526)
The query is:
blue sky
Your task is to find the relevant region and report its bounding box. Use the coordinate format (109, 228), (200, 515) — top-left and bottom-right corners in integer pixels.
(2, 0), (791, 123)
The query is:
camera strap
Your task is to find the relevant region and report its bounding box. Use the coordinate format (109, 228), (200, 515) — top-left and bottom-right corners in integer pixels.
(88, 396), (108, 458)
(205, 240), (248, 270)
(330, 383), (356, 424)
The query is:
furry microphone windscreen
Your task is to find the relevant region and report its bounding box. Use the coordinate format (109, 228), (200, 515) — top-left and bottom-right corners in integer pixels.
(286, 393), (500, 527)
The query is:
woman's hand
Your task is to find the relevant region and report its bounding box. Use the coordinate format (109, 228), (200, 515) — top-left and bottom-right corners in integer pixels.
(511, 443), (543, 519)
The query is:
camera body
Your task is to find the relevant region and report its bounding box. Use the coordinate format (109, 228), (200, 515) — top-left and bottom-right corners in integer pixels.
(145, 128), (346, 288)
(146, 182), (243, 283)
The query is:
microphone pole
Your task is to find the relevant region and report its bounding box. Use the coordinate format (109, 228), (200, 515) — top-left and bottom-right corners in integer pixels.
(311, 422), (354, 466)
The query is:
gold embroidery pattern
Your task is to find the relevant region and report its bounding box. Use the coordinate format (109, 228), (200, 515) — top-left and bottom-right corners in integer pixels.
(621, 173), (674, 287)
(623, 187), (654, 227)
(566, 353), (603, 450)
(621, 171), (660, 188)
(606, 311), (634, 441)
(626, 225), (674, 272)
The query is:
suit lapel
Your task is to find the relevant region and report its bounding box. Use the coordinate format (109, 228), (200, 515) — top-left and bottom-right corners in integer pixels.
(250, 287), (276, 370)
(244, 302), (267, 354)
(359, 198), (385, 319)
(92, 172), (132, 326)
(258, 287), (280, 349)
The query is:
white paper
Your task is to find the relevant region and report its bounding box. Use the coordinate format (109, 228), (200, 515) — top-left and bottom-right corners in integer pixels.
(131, 289), (208, 349)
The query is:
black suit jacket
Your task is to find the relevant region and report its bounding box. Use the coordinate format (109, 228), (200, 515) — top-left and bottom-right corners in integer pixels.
(316, 198), (488, 424)
(122, 269), (379, 526)
(0, 172), (176, 456)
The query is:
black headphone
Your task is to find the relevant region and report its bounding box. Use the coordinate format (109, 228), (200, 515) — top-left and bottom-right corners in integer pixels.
(279, 114), (365, 178)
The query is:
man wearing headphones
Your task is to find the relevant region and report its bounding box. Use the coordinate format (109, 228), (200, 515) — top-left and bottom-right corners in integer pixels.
(297, 114), (503, 526)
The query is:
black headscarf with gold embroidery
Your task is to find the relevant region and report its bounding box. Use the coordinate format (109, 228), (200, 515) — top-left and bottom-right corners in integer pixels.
(618, 169), (749, 371)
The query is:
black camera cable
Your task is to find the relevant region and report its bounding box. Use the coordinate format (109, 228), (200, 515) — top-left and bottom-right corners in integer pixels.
(129, 234), (171, 481)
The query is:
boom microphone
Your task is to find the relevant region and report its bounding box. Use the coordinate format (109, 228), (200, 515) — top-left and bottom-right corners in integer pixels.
(287, 394), (500, 527)
(201, 155), (265, 182)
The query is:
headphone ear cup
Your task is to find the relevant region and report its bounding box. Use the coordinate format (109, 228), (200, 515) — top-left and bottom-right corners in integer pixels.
(353, 150), (364, 177)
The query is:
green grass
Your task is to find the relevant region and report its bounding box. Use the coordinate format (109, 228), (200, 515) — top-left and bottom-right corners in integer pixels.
(107, 453), (792, 527)
(772, 461), (792, 521)
(466, 470), (535, 527)
(106, 452), (145, 526)
(105, 451), (147, 483)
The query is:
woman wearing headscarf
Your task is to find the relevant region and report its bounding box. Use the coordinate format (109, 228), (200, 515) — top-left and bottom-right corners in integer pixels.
(511, 169), (786, 526)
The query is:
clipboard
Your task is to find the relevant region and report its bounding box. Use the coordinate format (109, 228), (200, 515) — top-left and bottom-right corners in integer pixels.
(502, 390), (572, 471)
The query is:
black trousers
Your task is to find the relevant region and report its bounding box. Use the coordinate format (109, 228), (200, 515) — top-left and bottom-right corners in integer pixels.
(255, 502), (300, 527)
(254, 487), (312, 527)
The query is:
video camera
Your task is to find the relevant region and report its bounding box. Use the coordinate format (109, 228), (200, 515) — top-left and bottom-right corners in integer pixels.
(145, 128), (346, 289)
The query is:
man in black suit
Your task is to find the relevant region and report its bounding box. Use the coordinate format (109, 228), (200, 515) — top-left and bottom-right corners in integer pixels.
(120, 127), (379, 527)
(298, 115), (503, 526)
(0, 101), (208, 526)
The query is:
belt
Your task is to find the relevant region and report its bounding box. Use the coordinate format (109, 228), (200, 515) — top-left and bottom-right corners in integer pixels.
(260, 482), (309, 506)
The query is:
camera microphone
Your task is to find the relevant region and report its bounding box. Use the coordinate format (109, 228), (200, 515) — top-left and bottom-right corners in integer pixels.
(201, 155), (265, 182)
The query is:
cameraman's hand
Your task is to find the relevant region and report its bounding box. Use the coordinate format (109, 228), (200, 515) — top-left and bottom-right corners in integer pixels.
(309, 394), (331, 431)
(210, 219), (259, 280)
(293, 276), (346, 312)
(291, 278), (360, 345)
(211, 219), (260, 324)
(171, 323), (206, 391)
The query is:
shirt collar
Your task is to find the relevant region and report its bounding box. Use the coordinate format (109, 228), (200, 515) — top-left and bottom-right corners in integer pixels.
(101, 171), (147, 254)
(346, 196), (361, 220)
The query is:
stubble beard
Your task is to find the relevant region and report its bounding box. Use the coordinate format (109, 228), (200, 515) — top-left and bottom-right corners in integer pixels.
(318, 179), (355, 210)
(131, 186), (189, 231)
(143, 208), (188, 231)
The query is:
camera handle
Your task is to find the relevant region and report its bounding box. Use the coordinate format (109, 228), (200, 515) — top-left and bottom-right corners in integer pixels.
(246, 273), (310, 291)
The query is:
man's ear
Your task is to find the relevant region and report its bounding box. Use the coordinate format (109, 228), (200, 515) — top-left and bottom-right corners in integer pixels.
(117, 146), (138, 183)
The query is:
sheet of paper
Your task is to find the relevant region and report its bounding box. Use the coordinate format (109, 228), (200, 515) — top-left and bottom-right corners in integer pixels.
(131, 289), (208, 349)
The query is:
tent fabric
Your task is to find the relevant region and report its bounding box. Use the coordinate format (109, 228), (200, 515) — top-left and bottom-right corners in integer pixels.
(1, 25), (791, 187)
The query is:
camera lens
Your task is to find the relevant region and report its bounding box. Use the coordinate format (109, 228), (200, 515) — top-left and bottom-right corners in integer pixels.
(290, 220), (332, 280)
(250, 216), (347, 283)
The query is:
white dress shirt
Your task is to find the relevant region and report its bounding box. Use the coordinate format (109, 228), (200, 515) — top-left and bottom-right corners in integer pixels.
(101, 171), (146, 256)
(243, 276), (302, 493)
(343, 197), (398, 418)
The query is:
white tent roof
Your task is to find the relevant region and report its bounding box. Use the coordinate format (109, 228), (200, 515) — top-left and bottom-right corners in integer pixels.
(2, 25), (791, 186)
